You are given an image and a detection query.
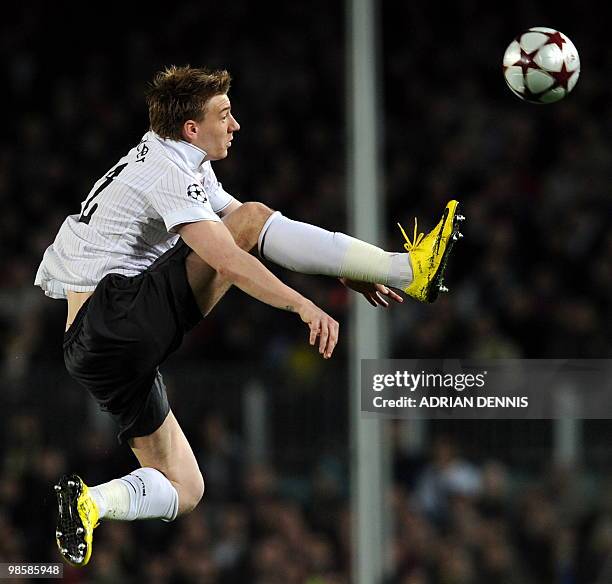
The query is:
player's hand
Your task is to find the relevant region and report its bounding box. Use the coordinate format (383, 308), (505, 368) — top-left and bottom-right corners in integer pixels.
(339, 278), (404, 308)
(297, 301), (339, 359)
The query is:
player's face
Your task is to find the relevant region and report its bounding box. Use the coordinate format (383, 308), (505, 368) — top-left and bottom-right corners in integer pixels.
(195, 94), (240, 160)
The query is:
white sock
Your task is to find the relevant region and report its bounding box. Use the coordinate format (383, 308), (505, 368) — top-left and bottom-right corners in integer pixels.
(89, 467), (178, 522)
(258, 212), (413, 289)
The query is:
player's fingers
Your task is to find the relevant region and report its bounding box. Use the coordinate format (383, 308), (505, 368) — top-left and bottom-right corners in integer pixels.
(364, 293), (378, 307)
(388, 289), (404, 303)
(325, 319), (339, 358)
(309, 322), (320, 345)
(377, 284), (390, 295)
(374, 292), (389, 307)
(318, 319), (330, 354)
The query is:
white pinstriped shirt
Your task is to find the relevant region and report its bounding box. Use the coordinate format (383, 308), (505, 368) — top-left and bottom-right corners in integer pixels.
(34, 131), (235, 299)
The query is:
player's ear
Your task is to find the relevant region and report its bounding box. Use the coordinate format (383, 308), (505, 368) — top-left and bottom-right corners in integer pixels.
(182, 120), (198, 142)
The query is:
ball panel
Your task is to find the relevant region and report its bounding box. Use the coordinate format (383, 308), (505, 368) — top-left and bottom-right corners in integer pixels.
(539, 87), (566, 103)
(504, 66), (525, 93)
(525, 69), (555, 93)
(562, 40), (580, 72)
(568, 70), (580, 92)
(534, 44), (564, 72)
(503, 40), (521, 67)
(520, 32), (548, 53)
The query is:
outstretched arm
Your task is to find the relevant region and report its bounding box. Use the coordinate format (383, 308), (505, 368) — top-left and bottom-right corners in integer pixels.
(178, 220), (339, 358)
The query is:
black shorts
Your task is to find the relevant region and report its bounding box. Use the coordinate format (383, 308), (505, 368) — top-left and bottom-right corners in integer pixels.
(63, 240), (202, 445)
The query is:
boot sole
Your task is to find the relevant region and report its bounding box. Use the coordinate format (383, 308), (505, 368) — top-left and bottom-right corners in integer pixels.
(55, 474), (89, 566)
(425, 203), (463, 303)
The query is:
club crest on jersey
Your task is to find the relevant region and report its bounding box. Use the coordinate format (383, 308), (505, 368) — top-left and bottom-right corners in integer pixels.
(186, 183), (207, 203)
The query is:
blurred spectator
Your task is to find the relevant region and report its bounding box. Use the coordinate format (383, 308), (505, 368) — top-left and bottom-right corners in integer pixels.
(415, 436), (481, 526)
(197, 412), (243, 502)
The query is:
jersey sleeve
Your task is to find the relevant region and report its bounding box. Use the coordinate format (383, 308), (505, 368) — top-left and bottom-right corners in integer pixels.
(202, 163), (237, 214)
(211, 182), (237, 213)
(147, 164), (222, 232)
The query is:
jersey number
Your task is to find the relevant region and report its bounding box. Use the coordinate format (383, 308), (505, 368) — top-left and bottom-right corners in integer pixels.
(78, 163), (128, 224)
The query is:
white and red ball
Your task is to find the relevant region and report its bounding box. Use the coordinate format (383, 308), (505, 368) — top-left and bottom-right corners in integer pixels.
(503, 27), (580, 103)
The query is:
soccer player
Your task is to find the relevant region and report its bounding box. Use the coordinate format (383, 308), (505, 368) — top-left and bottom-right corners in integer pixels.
(34, 66), (463, 567)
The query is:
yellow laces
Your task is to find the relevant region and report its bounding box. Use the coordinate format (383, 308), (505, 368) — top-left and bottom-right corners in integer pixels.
(397, 218), (424, 252)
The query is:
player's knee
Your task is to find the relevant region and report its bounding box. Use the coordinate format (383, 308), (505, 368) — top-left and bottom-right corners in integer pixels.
(180, 472), (205, 514)
(242, 201), (274, 222)
(235, 202), (274, 251)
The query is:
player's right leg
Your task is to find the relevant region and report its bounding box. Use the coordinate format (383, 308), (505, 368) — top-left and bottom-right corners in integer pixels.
(255, 200), (464, 302)
(54, 474), (100, 566)
(126, 410), (203, 516)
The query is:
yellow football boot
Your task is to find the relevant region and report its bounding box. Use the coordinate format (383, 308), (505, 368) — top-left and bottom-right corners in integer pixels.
(398, 200), (464, 303)
(54, 474), (100, 567)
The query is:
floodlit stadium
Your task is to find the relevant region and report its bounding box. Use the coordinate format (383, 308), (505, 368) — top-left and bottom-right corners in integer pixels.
(1, 1), (611, 583)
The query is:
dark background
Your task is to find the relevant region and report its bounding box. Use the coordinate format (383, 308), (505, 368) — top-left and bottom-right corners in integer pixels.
(1, 1), (611, 582)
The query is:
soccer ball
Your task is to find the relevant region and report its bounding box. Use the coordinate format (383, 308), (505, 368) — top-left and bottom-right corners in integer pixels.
(503, 27), (580, 103)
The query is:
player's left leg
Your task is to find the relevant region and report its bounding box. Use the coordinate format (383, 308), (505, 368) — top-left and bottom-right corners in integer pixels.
(257, 200), (465, 303)
(187, 199), (464, 312)
(257, 212), (410, 288)
(219, 202), (413, 294)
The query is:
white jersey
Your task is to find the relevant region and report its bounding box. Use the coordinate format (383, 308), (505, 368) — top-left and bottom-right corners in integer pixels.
(35, 131), (236, 299)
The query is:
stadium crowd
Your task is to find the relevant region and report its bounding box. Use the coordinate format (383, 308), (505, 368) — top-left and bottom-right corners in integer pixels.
(1, 0), (611, 582)
(1, 412), (611, 583)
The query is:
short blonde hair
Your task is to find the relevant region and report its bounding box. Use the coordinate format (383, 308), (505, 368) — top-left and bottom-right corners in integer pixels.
(145, 65), (231, 140)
